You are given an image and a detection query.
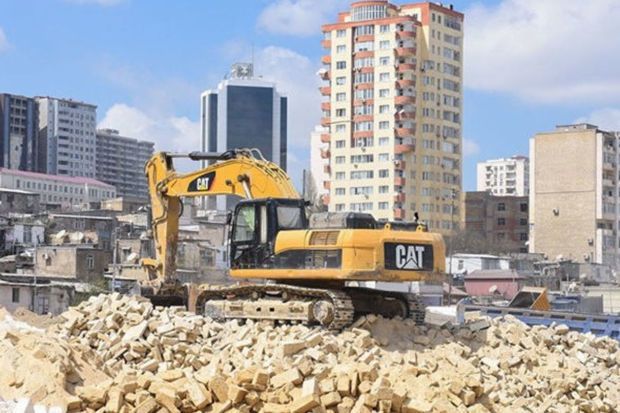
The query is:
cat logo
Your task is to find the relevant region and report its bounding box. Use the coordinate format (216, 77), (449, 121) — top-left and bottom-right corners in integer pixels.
(395, 244), (425, 270)
(188, 171), (216, 192)
(384, 242), (433, 271)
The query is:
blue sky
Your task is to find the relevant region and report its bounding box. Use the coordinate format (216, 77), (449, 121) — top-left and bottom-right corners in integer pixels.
(1, 0), (619, 190)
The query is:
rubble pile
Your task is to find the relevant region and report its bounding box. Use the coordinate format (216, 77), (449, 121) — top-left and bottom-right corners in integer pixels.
(1, 293), (620, 412)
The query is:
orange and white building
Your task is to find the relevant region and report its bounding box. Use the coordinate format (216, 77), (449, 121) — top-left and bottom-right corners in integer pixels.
(318, 0), (463, 231)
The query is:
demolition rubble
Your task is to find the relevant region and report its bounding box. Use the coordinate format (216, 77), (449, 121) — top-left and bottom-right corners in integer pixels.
(1, 294), (619, 413)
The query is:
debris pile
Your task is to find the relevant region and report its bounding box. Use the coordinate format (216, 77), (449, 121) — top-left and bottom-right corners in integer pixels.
(1, 293), (619, 412)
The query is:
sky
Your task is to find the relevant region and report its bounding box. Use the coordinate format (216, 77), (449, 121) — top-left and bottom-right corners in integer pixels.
(1, 0), (620, 190)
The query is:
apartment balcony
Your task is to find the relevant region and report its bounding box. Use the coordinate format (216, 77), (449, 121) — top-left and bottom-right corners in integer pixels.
(394, 95), (415, 105)
(395, 126), (415, 138)
(394, 160), (406, 169)
(396, 79), (415, 88)
(321, 101), (331, 111)
(323, 164), (331, 174)
(603, 161), (616, 171)
(319, 70), (330, 81)
(396, 30), (415, 39)
(395, 110), (415, 120)
(396, 63), (416, 72)
(322, 194), (330, 205)
(320, 117), (330, 127)
(355, 34), (374, 42)
(354, 82), (374, 90)
(323, 181), (331, 190)
(353, 130), (373, 139)
(321, 55), (331, 65)
(354, 50), (374, 59)
(394, 176), (406, 186)
(395, 140), (415, 154)
(320, 149), (330, 159)
(394, 193), (406, 203)
(358, 66), (374, 74)
(321, 39), (332, 49)
(320, 133), (330, 143)
(394, 208), (406, 220)
(353, 114), (373, 122)
(319, 86), (331, 96)
(353, 99), (374, 107)
(395, 47), (416, 58)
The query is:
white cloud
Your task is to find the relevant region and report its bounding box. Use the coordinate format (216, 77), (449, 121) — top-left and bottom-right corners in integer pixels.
(0, 27), (10, 52)
(98, 103), (200, 153)
(65, 0), (126, 5)
(257, 0), (348, 36)
(463, 138), (480, 157)
(576, 108), (620, 131)
(465, 0), (620, 103)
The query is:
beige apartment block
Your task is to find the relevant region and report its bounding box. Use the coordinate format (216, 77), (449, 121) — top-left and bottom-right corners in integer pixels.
(530, 123), (620, 267)
(319, 0), (463, 231)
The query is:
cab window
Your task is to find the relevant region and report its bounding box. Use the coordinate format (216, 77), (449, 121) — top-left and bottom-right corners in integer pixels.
(233, 204), (255, 242)
(277, 206), (304, 230)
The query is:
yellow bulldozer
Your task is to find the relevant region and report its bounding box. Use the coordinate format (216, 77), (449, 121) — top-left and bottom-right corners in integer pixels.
(141, 148), (446, 329)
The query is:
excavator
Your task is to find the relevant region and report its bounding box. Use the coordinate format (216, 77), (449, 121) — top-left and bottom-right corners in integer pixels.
(141, 148), (446, 329)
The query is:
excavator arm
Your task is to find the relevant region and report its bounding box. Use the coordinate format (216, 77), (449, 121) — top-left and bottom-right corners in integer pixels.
(142, 148), (299, 285)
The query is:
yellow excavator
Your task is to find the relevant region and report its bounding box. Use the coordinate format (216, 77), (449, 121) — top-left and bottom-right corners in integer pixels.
(141, 148), (446, 329)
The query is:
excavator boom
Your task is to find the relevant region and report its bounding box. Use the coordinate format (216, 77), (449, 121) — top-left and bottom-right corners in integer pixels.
(142, 149), (299, 284)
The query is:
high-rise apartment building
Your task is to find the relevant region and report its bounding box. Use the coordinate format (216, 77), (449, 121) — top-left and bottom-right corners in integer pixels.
(320, 1), (463, 230)
(36, 97), (97, 177)
(0, 93), (38, 171)
(95, 128), (154, 201)
(530, 124), (620, 267)
(309, 125), (330, 205)
(476, 156), (529, 196)
(201, 63), (288, 210)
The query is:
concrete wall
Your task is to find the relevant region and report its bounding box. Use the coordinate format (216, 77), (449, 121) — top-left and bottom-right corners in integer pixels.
(35, 246), (111, 282)
(0, 284), (72, 314)
(530, 128), (598, 262)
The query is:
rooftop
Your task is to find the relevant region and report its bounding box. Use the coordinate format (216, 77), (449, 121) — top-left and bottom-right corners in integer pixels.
(464, 270), (527, 281)
(0, 168), (115, 188)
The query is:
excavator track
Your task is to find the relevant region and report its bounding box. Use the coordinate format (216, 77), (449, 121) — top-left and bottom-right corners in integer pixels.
(195, 284), (425, 329)
(197, 284), (355, 330)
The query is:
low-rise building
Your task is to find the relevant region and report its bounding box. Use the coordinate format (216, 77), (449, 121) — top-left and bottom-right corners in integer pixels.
(0, 168), (115, 210)
(48, 213), (116, 250)
(462, 191), (529, 253)
(0, 275), (75, 314)
(446, 253), (510, 276)
(100, 196), (148, 214)
(34, 245), (111, 282)
(464, 270), (528, 300)
(0, 188), (40, 215)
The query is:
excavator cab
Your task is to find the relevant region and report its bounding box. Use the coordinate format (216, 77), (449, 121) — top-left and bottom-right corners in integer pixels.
(229, 198), (308, 269)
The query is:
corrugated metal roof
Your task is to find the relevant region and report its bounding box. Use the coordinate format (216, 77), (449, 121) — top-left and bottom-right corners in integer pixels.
(464, 270), (527, 280)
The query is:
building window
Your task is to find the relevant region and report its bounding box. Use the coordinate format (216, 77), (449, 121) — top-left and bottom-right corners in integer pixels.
(378, 169), (389, 178)
(335, 172), (346, 180)
(335, 140), (346, 148)
(336, 61), (346, 69)
(497, 233), (505, 240)
(86, 254), (95, 270)
(336, 45), (346, 53)
(380, 24), (390, 33)
(378, 202), (389, 210)
(336, 92), (346, 102)
(335, 124), (346, 132)
(520, 203), (528, 212)
(519, 218), (528, 226)
(336, 29), (346, 38)
(497, 203), (506, 211)
(379, 89), (390, 97)
(335, 188), (345, 196)
(336, 76), (346, 85)
(12, 288), (19, 303)
(335, 156), (345, 164)
(379, 56), (390, 66)
(379, 73), (390, 82)
(520, 233), (528, 241)
(379, 186), (389, 193)
(378, 121), (390, 129)
(335, 108), (346, 117)
(335, 203), (345, 211)
(379, 40), (390, 49)
(497, 218), (506, 226)
(378, 137), (389, 146)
